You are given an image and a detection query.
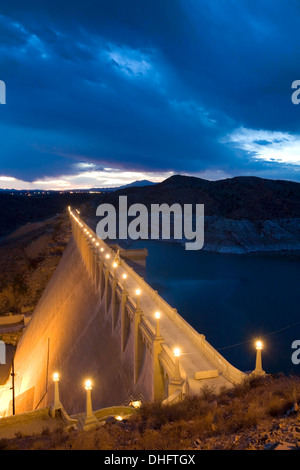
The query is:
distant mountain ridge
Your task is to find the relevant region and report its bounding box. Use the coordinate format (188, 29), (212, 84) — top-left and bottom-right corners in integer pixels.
(100, 174), (300, 220)
(1, 174), (300, 253)
(90, 179), (156, 192)
(88, 174), (300, 253)
(0, 179), (156, 193)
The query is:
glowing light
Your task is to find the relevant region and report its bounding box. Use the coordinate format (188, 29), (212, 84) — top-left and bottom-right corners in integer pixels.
(256, 341), (263, 350)
(136, 289), (141, 296)
(112, 262), (118, 268)
(53, 372), (59, 382)
(130, 400), (142, 409)
(100, 247), (104, 252)
(174, 348), (181, 358)
(85, 380), (92, 390)
(155, 312), (160, 319)
(122, 274), (127, 280)
(96, 242), (99, 246)
(115, 415), (123, 421)
(105, 254), (110, 259)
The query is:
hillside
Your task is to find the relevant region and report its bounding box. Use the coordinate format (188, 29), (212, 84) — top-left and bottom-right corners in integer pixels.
(0, 374), (300, 450)
(0, 192), (97, 238)
(85, 175), (300, 253)
(0, 198), (94, 319)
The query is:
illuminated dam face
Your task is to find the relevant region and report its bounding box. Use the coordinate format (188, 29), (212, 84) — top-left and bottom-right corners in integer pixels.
(0, 209), (245, 417)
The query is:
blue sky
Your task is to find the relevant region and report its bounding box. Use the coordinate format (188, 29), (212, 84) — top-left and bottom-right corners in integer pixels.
(1, 0), (300, 189)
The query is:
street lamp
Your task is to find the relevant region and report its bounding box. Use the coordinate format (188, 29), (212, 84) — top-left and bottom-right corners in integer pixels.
(173, 348), (181, 381)
(155, 312), (161, 337)
(254, 340), (265, 375)
(135, 289), (141, 309)
(50, 372), (63, 417)
(82, 379), (98, 430)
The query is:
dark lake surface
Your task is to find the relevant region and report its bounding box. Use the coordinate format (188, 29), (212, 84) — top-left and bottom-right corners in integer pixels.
(131, 240), (300, 376)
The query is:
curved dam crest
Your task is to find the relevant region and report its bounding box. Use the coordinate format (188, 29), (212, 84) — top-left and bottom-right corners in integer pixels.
(0, 209), (245, 416)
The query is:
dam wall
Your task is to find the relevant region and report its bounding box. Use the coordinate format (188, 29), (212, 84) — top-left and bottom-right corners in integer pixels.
(0, 208), (245, 417)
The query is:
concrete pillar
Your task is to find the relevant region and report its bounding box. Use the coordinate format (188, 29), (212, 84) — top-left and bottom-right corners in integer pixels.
(82, 381), (98, 431)
(99, 261), (105, 298)
(121, 288), (128, 352)
(254, 341), (265, 375)
(104, 267), (110, 314)
(111, 275), (118, 331)
(134, 307), (142, 383)
(168, 350), (185, 396)
(50, 373), (63, 418)
(152, 337), (165, 401)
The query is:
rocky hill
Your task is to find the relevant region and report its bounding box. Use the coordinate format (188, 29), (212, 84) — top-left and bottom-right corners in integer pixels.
(86, 175), (300, 253)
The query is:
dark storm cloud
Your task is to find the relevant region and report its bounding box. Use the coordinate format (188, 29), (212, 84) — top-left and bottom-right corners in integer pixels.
(1, 0), (300, 184)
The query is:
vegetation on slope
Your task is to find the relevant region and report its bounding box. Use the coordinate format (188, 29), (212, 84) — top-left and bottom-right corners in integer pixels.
(1, 374), (300, 450)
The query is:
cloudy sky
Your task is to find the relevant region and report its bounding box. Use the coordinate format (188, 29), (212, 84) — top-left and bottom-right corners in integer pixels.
(1, 0), (300, 189)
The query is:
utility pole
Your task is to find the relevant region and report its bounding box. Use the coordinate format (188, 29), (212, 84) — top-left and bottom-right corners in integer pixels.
(10, 358), (15, 415)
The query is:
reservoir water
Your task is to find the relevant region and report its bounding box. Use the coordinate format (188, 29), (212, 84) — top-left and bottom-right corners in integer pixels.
(131, 240), (300, 376)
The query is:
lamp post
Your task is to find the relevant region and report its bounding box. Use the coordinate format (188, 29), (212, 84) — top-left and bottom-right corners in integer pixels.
(155, 312), (161, 337)
(254, 340), (265, 375)
(135, 289), (141, 309)
(168, 347), (185, 396)
(115, 249), (121, 265)
(82, 379), (98, 430)
(50, 372), (63, 417)
(173, 348), (181, 381)
(11, 358), (15, 416)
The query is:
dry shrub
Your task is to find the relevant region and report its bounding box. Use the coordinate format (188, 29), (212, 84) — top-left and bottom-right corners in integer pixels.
(3, 374), (300, 450)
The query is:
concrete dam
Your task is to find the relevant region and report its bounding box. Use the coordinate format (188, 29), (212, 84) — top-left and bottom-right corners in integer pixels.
(0, 208), (245, 417)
